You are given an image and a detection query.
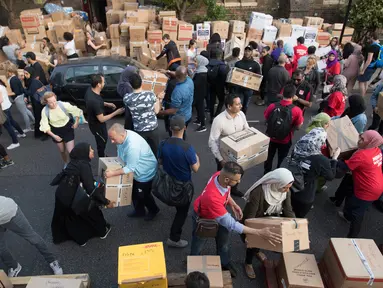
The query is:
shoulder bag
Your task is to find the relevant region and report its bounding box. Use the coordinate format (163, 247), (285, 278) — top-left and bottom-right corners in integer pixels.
(33, 80), (52, 102)
(194, 199), (219, 238)
(71, 176), (98, 215)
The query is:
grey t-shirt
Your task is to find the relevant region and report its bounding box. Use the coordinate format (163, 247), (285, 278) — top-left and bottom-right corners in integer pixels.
(2, 44), (19, 64)
(0, 196), (18, 225)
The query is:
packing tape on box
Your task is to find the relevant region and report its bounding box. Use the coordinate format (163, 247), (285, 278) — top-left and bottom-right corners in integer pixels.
(106, 184), (132, 188)
(351, 239), (375, 286)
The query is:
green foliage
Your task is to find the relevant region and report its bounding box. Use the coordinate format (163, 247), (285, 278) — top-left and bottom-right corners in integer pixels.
(192, 0), (229, 22)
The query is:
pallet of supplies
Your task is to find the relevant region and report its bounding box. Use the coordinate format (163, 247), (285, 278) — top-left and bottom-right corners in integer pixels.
(118, 242), (167, 288)
(226, 67), (263, 91)
(98, 157), (133, 207)
(220, 127), (269, 170)
(245, 217), (309, 253)
(326, 116), (359, 159)
(26, 277), (84, 288)
(319, 238), (383, 288)
(139, 69), (168, 96)
(277, 253), (324, 288)
(187, 256), (224, 288)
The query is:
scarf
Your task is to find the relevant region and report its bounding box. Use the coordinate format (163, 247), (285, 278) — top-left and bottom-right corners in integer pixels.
(244, 168), (294, 215)
(342, 94), (366, 119)
(194, 55), (208, 74)
(306, 112), (331, 133)
(294, 127), (327, 158)
(326, 50), (339, 68)
(359, 130), (383, 150)
(330, 74), (348, 96)
(70, 142), (91, 161)
(117, 66), (137, 97)
(283, 43), (294, 57)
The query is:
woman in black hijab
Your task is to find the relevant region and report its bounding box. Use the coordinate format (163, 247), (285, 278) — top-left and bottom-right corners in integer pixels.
(24, 66), (45, 139)
(341, 94), (367, 134)
(51, 142), (114, 246)
(207, 33), (222, 59)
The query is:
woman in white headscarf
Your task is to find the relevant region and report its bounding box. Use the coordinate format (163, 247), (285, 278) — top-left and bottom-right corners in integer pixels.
(241, 168), (295, 279)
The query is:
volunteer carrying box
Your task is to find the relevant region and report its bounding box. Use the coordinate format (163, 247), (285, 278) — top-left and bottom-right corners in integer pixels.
(219, 127), (269, 170)
(98, 157), (133, 207)
(26, 277), (84, 288)
(319, 238), (383, 288)
(187, 256), (223, 288)
(277, 253), (324, 288)
(118, 242), (167, 288)
(326, 116), (359, 159)
(226, 67), (263, 91)
(245, 217), (309, 253)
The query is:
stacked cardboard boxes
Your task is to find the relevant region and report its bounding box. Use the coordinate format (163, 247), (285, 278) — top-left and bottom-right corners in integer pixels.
(20, 9), (46, 41)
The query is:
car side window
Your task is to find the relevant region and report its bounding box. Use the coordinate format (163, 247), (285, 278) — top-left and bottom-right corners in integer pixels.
(64, 66), (99, 84)
(102, 66), (124, 86)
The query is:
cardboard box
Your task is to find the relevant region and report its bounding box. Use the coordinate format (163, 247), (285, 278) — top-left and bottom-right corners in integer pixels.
(224, 36), (244, 60)
(178, 22), (193, 41)
(24, 25), (46, 40)
(187, 256), (223, 288)
(274, 21), (292, 38)
(26, 277), (84, 288)
(119, 23), (131, 37)
(53, 20), (75, 42)
(5, 29), (23, 45)
(45, 29), (57, 44)
(139, 69), (168, 96)
(288, 18), (304, 25)
(0, 270), (12, 288)
(322, 23), (332, 31)
(111, 45), (127, 56)
(326, 116), (359, 159)
(20, 13), (43, 29)
(245, 217), (309, 253)
(263, 25), (277, 43)
(118, 242), (167, 288)
(147, 30), (163, 44)
(176, 40), (189, 53)
(94, 32), (107, 46)
(249, 12), (273, 30)
(20, 8), (42, 15)
(304, 27), (318, 45)
(230, 20), (246, 34)
(219, 127), (269, 170)
(137, 47), (157, 69)
(149, 42), (162, 55)
(291, 25), (306, 39)
(196, 23), (211, 40)
(110, 24), (120, 39)
(162, 17), (178, 32)
(377, 92), (383, 119)
(111, 38), (120, 47)
(277, 253), (324, 288)
(112, 0), (124, 10)
(51, 11), (66, 22)
(317, 32), (331, 46)
(130, 26), (146, 42)
(137, 8), (156, 23)
(303, 17), (324, 28)
(149, 22), (161, 31)
(211, 21), (229, 39)
(124, 2), (139, 10)
(247, 28), (263, 41)
(74, 30), (86, 52)
(129, 41), (148, 58)
(226, 67), (263, 91)
(163, 30), (177, 42)
(159, 11), (176, 18)
(319, 238), (383, 288)
(106, 10), (125, 26)
(97, 49), (111, 56)
(125, 11), (138, 23)
(98, 157), (133, 207)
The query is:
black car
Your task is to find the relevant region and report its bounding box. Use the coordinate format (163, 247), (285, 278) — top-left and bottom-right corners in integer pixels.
(50, 56), (148, 107)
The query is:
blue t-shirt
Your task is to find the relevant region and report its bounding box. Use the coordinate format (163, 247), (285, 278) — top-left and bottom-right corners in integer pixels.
(170, 77), (194, 122)
(158, 137), (197, 182)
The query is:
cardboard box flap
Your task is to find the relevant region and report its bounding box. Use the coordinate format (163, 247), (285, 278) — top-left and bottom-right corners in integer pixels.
(327, 116), (359, 153)
(187, 256), (224, 288)
(330, 238), (383, 281)
(121, 274), (165, 283)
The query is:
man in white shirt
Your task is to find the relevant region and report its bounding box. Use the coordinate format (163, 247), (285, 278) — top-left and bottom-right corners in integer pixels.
(208, 94), (249, 197)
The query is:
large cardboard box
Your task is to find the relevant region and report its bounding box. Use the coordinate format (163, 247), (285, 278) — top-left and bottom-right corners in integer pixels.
(139, 69), (168, 96)
(277, 253), (324, 288)
(137, 47), (157, 69)
(20, 13), (43, 29)
(245, 217), (309, 253)
(137, 8), (156, 23)
(304, 27), (318, 46)
(0, 270), (12, 288)
(178, 22), (193, 41)
(162, 17), (178, 33)
(26, 277), (84, 288)
(288, 18), (304, 25)
(5, 29), (23, 44)
(224, 36), (244, 60)
(120, 23), (132, 37)
(196, 23), (211, 40)
(54, 20), (75, 42)
(317, 32), (331, 46)
(303, 17), (324, 29)
(230, 20), (246, 34)
(125, 11), (138, 23)
(226, 67), (263, 91)
(51, 11), (66, 22)
(149, 42), (162, 55)
(94, 32), (107, 46)
(106, 10), (125, 26)
(326, 116), (359, 159)
(111, 45), (127, 57)
(112, 0), (124, 10)
(247, 28), (263, 41)
(20, 8), (42, 15)
(187, 256), (223, 288)
(147, 30), (163, 44)
(211, 21), (229, 39)
(319, 238), (383, 288)
(291, 25), (306, 39)
(149, 22), (161, 31)
(98, 157), (133, 207)
(74, 30), (86, 53)
(129, 41), (147, 58)
(159, 11), (176, 18)
(130, 26), (146, 42)
(24, 26), (46, 41)
(109, 24), (120, 39)
(176, 40), (189, 54)
(124, 2), (138, 10)
(118, 242), (167, 288)
(274, 21), (292, 38)
(220, 127), (269, 170)
(249, 12), (273, 30)
(263, 25), (277, 43)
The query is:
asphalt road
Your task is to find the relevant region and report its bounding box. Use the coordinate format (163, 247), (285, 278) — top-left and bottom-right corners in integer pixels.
(0, 94), (382, 288)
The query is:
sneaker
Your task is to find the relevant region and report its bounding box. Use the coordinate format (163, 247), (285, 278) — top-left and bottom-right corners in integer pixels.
(244, 264), (256, 279)
(167, 238), (188, 248)
(49, 260), (63, 275)
(196, 126), (207, 133)
(7, 143), (20, 150)
(193, 119), (201, 126)
(17, 133), (26, 138)
(337, 211), (350, 223)
(0, 160), (14, 169)
(144, 208), (159, 221)
(223, 262), (238, 278)
(23, 128), (32, 133)
(255, 99), (265, 106)
(100, 225), (112, 239)
(8, 263), (22, 277)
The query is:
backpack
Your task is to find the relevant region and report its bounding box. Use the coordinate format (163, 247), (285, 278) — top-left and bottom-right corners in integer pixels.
(266, 103), (294, 140)
(368, 43), (383, 68)
(207, 64), (221, 84)
(280, 156), (306, 193)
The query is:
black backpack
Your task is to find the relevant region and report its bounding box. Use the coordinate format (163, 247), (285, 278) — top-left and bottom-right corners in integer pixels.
(266, 103), (293, 140)
(207, 65), (221, 84)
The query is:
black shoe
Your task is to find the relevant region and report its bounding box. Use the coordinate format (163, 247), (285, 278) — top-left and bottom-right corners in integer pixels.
(231, 189), (244, 197)
(329, 197), (342, 207)
(144, 208), (159, 221)
(127, 210), (145, 218)
(223, 262), (237, 278)
(193, 119), (201, 126)
(196, 126), (207, 133)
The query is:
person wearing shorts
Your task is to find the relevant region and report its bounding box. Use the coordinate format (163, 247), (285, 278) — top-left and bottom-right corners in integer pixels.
(39, 92), (82, 165)
(358, 32), (381, 97)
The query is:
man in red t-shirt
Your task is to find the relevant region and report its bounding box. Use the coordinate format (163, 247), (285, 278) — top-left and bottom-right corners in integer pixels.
(190, 162), (282, 277)
(264, 82), (304, 174)
(293, 37), (308, 61)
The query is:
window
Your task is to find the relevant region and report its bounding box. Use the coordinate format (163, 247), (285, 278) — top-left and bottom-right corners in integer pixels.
(65, 65), (99, 84)
(102, 65), (124, 86)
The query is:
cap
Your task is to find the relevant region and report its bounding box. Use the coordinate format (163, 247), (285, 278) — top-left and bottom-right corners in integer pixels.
(170, 115), (185, 131)
(244, 45), (253, 51)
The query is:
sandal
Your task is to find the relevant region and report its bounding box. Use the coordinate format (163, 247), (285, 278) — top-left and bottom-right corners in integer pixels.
(256, 251), (267, 263)
(245, 264), (256, 279)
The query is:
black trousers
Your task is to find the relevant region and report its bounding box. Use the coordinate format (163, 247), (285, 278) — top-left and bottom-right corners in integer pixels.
(368, 111), (383, 135)
(195, 92), (206, 126)
(333, 174), (354, 206)
(170, 202), (191, 242)
(0, 143), (7, 158)
(137, 128), (160, 157)
(31, 99), (44, 138)
(260, 79), (267, 100)
(264, 141), (292, 174)
(124, 107), (134, 131)
(291, 197), (313, 218)
(89, 123), (108, 157)
(245, 248), (260, 264)
(209, 85), (225, 118)
(343, 194), (373, 238)
(132, 179), (159, 215)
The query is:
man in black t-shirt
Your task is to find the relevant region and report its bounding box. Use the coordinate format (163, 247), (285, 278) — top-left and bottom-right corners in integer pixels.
(291, 69), (313, 112)
(85, 74), (125, 157)
(358, 32), (381, 97)
(25, 52), (48, 85)
(266, 55), (290, 104)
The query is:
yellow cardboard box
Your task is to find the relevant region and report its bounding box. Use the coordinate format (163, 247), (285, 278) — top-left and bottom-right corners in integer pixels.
(118, 242), (167, 288)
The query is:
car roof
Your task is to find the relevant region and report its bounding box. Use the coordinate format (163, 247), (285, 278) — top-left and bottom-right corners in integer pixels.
(56, 56), (147, 69)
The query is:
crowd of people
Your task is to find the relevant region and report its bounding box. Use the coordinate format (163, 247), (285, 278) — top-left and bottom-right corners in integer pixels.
(0, 24), (383, 287)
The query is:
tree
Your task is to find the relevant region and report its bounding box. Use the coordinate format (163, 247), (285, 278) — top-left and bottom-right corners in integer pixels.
(154, 0), (200, 21)
(349, 0), (383, 42)
(193, 0), (229, 23)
